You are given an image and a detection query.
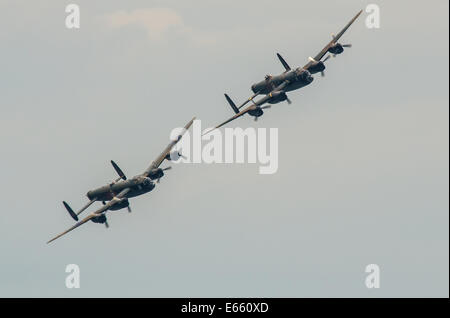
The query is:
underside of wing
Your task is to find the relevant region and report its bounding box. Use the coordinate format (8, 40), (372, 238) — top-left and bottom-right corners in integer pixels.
(47, 189), (130, 243)
(304, 10), (362, 69)
(204, 106), (255, 136)
(47, 212), (100, 244)
(144, 117), (195, 176)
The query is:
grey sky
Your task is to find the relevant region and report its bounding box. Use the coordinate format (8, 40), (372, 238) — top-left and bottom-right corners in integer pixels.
(0, 0), (448, 297)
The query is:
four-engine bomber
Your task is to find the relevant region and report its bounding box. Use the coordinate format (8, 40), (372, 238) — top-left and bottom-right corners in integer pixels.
(205, 10), (362, 134)
(47, 118), (195, 243)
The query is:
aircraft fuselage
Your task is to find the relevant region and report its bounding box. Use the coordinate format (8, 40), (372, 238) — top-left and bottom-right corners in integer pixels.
(86, 176), (155, 201)
(251, 68), (314, 95)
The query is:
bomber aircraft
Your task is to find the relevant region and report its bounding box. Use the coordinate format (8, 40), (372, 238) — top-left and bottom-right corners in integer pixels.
(206, 10), (362, 133)
(47, 117), (195, 243)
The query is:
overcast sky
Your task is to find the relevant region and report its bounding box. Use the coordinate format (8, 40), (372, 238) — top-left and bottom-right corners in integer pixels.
(0, 0), (448, 297)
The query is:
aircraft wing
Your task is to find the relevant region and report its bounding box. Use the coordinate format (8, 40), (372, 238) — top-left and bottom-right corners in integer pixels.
(204, 105), (257, 135)
(47, 188), (130, 243)
(237, 91), (262, 110)
(303, 10), (362, 69)
(143, 117), (195, 176)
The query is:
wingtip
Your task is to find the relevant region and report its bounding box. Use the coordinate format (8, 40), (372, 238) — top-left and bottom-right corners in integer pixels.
(47, 234), (60, 244)
(202, 128), (214, 137)
(185, 117), (196, 127)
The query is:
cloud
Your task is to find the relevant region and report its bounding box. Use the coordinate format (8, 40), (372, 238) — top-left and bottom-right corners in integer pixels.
(100, 7), (300, 47)
(103, 8), (184, 40)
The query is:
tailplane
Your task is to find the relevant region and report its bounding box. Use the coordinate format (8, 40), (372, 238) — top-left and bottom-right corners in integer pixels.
(224, 94), (239, 114)
(63, 201), (79, 221)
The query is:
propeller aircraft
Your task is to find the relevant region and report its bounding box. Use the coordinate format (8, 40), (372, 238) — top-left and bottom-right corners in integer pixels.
(47, 117), (195, 243)
(205, 10), (362, 134)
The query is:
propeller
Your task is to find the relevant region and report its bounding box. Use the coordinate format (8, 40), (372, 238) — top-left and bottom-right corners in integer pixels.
(331, 32), (352, 47)
(320, 55), (332, 76)
(253, 105), (272, 121)
(127, 206), (131, 213)
(331, 43), (351, 57)
(165, 150), (186, 161)
(178, 152), (187, 160)
(104, 220), (109, 228)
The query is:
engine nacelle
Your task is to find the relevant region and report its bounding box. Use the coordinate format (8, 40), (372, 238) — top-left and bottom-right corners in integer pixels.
(268, 91), (288, 104)
(248, 107), (264, 117)
(328, 43), (344, 55)
(109, 198), (130, 211)
(148, 168), (165, 180)
(165, 150), (181, 161)
(91, 214), (107, 224)
(308, 61), (325, 74)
